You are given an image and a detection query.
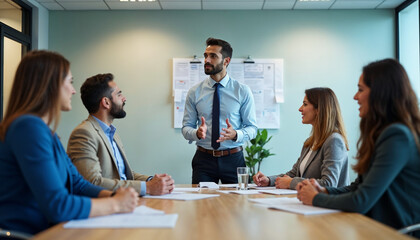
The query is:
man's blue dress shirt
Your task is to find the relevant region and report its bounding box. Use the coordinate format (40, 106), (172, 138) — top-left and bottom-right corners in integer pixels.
(92, 116), (127, 180)
(182, 74), (258, 150)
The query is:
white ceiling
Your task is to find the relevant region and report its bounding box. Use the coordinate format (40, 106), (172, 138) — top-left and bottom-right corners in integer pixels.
(30, 0), (407, 11)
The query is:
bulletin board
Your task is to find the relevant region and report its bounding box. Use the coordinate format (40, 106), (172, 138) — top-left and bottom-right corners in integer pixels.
(173, 58), (284, 129)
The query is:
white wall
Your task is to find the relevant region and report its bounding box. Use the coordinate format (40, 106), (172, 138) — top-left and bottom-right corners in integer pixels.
(48, 10), (395, 184)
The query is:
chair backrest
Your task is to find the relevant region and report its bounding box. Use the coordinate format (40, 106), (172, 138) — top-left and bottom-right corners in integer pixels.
(0, 229), (32, 240)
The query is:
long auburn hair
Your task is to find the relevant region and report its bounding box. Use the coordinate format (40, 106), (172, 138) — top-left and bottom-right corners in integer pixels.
(304, 87), (349, 151)
(353, 58), (420, 174)
(0, 50), (70, 140)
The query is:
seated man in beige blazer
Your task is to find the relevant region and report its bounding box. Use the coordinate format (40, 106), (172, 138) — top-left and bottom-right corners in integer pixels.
(67, 73), (174, 196)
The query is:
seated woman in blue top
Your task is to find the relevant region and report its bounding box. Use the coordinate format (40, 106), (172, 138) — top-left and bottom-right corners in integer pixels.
(253, 88), (349, 189)
(0, 50), (139, 235)
(297, 59), (420, 236)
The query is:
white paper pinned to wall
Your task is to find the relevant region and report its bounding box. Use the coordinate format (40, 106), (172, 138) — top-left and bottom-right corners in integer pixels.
(173, 58), (284, 129)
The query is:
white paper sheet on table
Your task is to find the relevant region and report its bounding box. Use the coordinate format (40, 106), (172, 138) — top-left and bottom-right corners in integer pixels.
(218, 183), (238, 188)
(249, 197), (340, 215)
(143, 192), (219, 200)
(133, 205), (165, 215)
(217, 190), (262, 195)
(63, 206), (178, 228)
(258, 189), (297, 195)
(252, 186), (277, 190)
(247, 184), (276, 190)
(173, 187), (200, 192)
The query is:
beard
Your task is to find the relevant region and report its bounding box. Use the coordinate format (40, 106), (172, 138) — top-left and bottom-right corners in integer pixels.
(110, 101), (126, 119)
(204, 61), (224, 75)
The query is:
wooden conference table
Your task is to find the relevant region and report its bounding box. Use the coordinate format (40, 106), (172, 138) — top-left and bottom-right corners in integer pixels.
(33, 185), (414, 240)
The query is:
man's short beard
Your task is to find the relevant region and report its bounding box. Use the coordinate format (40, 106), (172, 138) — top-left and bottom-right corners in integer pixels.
(204, 61), (224, 75)
(110, 102), (126, 119)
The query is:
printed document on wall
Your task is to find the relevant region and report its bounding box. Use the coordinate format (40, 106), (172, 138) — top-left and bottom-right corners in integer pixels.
(173, 58), (284, 129)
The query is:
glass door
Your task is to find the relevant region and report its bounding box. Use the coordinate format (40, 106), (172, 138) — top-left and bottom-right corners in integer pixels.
(3, 36), (28, 117)
(0, 0), (31, 120)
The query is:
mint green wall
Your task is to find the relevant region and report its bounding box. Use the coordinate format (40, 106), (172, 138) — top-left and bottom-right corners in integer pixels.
(49, 10), (395, 184)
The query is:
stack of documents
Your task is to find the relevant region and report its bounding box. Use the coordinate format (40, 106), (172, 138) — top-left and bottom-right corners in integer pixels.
(63, 205), (178, 228)
(249, 197), (340, 215)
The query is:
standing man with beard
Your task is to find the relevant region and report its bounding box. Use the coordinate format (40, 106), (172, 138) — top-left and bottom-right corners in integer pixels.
(68, 73), (174, 196)
(183, 38), (258, 184)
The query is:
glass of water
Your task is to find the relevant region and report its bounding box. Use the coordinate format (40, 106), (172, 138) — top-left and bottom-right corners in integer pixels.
(237, 167), (249, 190)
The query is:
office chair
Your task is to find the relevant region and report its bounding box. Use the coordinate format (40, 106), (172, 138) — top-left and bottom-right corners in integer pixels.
(0, 229), (32, 240)
(398, 223), (420, 235)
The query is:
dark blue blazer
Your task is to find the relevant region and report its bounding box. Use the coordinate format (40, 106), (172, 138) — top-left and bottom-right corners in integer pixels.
(0, 115), (103, 234)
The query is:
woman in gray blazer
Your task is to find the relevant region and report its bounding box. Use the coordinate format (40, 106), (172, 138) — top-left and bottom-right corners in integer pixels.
(253, 88), (349, 190)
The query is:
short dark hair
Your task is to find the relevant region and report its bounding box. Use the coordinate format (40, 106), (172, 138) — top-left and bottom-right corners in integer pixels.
(206, 37), (233, 59)
(80, 73), (114, 114)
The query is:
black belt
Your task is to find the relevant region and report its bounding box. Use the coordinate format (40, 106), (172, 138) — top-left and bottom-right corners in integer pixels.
(197, 146), (243, 157)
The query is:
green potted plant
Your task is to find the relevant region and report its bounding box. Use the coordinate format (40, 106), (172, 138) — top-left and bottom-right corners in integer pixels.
(245, 129), (275, 179)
